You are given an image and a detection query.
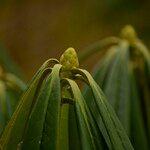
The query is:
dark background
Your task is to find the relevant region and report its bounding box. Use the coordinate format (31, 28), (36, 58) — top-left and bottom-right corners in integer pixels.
(0, 0), (150, 78)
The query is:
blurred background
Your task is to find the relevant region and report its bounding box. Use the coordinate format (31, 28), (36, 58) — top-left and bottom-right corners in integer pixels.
(0, 0), (150, 79)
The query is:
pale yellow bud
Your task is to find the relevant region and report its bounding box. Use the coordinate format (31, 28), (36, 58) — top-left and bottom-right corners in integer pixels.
(60, 48), (79, 70)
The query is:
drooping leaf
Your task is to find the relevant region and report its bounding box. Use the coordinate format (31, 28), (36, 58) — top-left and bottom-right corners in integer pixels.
(134, 41), (150, 78)
(83, 85), (112, 150)
(91, 45), (118, 88)
(0, 74), (26, 135)
(22, 64), (62, 150)
(68, 105), (81, 150)
(82, 89), (108, 150)
(0, 80), (7, 134)
(73, 68), (133, 150)
(129, 69), (149, 150)
(103, 41), (131, 134)
(18, 77), (49, 150)
(133, 40), (150, 139)
(78, 37), (120, 61)
(59, 104), (69, 150)
(40, 64), (62, 150)
(0, 60), (53, 149)
(66, 79), (96, 150)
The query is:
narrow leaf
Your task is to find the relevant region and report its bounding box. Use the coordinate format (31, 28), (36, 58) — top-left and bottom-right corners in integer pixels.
(66, 79), (96, 150)
(91, 45), (118, 88)
(0, 61), (52, 149)
(103, 41), (131, 134)
(21, 64), (62, 150)
(73, 68), (133, 150)
(0, 80), (7, 134)
(130, 69), (149, 150)
(40, 64), (62, 150)
(59, 104), (69, 150)
(68, 105), (81, 150)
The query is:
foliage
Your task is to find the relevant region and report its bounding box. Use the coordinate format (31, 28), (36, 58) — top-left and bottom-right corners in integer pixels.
(0, 66), (26, 135)
(82, 25), (150, 150)
(0, 48), (133, 150)
(0, 45), (26, 135)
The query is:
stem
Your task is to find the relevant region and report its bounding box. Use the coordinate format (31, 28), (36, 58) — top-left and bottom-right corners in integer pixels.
(78, 37), (120, 61)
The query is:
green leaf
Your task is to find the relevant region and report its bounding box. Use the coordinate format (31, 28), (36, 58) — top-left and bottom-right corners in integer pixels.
(73, 68), (133, 150)
(18, 76), (50, 150)
(103, 41), (131, 134)
(134, 41), (150, 78)
(83, 85), (112, 150)
(68, 105), (81, 150)
(82, 46), (120, 149)
(133, 41), (150, 139)
(40, 64), (62, 150)
(91, 45), (118, 88)
(78, 37), (120, 61)
(21, 64), (62, 150)
(0, 60), (53, 149)
(130, 69), (149, 150)
(59, 104), (69, 150)
(65, 79), (96, 150)
(0, 77), (24, 135)
(82, 90), (108, 150)
(0, 80), (7, 134)
(142, 84), (150, 140)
